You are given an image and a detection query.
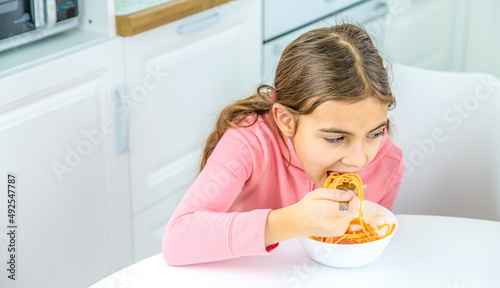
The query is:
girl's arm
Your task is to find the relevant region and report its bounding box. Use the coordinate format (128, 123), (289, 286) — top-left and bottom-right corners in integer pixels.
(162, 128), (272, 266)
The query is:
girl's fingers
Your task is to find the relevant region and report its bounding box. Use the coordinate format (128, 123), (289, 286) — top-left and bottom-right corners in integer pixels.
(312, 188), (355, 202)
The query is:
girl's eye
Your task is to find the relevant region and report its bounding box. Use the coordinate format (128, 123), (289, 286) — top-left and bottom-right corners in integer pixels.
(369, 130), (385, 139)
(325, 136), (344, 143)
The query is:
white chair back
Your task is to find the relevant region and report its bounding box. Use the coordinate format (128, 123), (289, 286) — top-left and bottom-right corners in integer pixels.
(389, 64), (500, 221)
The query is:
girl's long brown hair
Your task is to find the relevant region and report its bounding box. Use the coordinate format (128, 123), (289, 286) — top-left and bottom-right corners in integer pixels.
(199, 23), (396, 172)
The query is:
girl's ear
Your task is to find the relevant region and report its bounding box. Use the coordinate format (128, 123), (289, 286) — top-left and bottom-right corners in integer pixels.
(272, 103), (295, 137)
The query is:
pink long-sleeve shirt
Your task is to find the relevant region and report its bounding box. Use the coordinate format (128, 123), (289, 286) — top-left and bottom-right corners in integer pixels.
(162, 113), (404, 266)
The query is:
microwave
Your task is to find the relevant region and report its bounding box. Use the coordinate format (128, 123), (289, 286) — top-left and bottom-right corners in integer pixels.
(0, 0), (78, 52)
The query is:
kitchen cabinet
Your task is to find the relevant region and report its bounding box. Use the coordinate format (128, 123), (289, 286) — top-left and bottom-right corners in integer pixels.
(465, 0), (500, 79)
(384, 0), (469, 72)
(0, 38), (132, 288)
(122, 0), (261, 262)
(262, 0), (389, 84)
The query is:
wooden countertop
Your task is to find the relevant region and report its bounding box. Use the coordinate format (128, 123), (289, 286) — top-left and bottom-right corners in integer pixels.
(115, 0), (233, 36)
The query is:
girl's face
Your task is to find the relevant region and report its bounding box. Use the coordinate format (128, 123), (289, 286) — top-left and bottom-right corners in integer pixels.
(292, 97), (389, 188)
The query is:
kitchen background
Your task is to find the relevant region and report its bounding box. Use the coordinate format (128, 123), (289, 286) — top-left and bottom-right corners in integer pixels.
(0, 0), (499, 287)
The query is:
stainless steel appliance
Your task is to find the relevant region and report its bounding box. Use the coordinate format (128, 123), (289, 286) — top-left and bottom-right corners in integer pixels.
(262, 0), (389, 84)
(0, 0), (78, 52)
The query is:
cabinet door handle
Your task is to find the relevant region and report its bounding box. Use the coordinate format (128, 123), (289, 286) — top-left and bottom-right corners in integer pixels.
(115, 83), (129, 154)
(177, 12), (222, 35)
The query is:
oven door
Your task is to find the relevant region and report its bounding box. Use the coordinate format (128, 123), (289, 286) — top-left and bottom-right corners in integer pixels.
(43, 0), (78, 28)
(0, 0), (35, 41)
(55, 0), (77, 22)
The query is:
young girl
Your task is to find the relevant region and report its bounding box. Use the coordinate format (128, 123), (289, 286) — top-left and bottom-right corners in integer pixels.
(162, 23), (404, 266)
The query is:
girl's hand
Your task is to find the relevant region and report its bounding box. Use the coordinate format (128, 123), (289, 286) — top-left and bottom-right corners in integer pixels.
(292, 188), (360, 237)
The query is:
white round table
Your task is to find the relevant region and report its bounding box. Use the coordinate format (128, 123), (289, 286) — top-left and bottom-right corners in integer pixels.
(90, 215), (500, 288)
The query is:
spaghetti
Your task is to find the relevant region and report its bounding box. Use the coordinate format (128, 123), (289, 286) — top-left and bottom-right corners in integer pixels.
(309, 172), (395, 244)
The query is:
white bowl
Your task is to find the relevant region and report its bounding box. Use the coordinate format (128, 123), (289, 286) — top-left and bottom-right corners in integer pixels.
(299, 200), (398, 268)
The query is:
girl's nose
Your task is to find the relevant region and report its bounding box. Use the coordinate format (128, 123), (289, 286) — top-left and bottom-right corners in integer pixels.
(341, 143), (366, 169)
